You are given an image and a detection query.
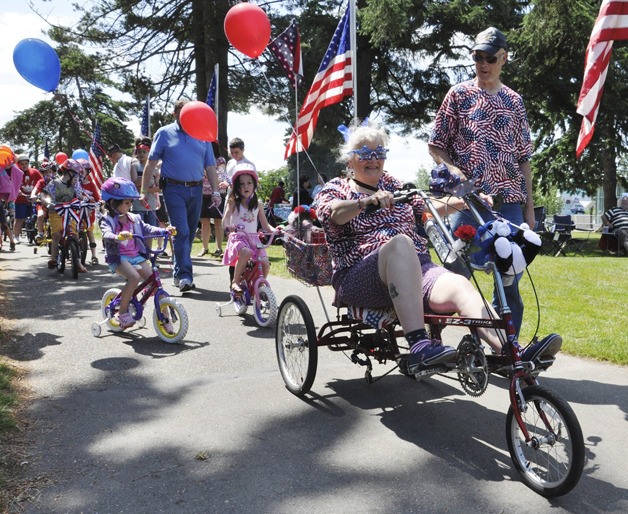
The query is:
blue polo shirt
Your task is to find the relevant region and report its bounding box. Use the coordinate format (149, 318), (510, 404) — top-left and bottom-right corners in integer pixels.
(149, 121), (215, 182)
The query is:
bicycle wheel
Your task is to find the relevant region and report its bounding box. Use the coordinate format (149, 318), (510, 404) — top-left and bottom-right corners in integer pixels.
(56, 241), (66, 273)
(101, 288), (123, 332)
(153, 297), (189, 343)
(275, 295), (318, 396)
(69, 239), (80, 279)
(506, 385), (584, 497)
(254, 284), (277, 328)
(79, 231), (88, 265)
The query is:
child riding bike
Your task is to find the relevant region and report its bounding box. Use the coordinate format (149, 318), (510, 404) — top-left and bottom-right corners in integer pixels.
(100, 177), (176, 330)
(30, 160), (56, 244)
(39, 158), (89, 271)
(222, 164), (278, 296)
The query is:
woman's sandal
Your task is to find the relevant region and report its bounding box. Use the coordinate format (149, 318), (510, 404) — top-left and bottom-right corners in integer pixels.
(213, 248), (223, 257)
(197, 248), (209, 257)
(91, 257), (99, 265)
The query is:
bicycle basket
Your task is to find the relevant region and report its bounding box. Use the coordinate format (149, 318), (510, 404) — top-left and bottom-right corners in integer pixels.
(283, 231), (333, 287)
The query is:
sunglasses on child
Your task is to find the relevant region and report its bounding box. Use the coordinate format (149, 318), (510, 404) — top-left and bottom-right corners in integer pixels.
(472, 53), (500, 64)
(350, 145), (389, 161)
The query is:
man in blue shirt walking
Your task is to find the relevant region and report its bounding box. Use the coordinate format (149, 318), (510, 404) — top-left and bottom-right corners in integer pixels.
(141, 99), (221, 292)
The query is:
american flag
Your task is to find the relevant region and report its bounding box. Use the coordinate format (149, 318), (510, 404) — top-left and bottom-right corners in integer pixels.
(269, 20), (303, 88)
(206, 68), (217, 110)
(89, 121), (104, 190)
(140, 97), (150, 137)
(576, 0), (628, 157)
(284, 4), (353, 159)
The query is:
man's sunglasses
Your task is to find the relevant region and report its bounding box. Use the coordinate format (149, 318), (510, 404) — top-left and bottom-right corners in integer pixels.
(350, 145), (388, 161)
(472, 53), (500, 64)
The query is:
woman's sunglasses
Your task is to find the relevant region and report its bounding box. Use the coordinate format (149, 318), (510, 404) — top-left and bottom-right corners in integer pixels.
(350, 145), (389, 161)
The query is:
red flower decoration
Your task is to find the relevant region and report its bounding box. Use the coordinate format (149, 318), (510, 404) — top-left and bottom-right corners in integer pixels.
(454, 224), (476, 242)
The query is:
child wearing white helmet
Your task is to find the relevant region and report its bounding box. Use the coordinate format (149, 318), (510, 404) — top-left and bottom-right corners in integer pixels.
(222, 163), (277, 295)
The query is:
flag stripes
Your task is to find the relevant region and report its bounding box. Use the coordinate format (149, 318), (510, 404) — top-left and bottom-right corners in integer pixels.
(576, 0), (628, 157)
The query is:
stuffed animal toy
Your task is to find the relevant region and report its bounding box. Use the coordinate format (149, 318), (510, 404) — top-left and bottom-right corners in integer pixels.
(472, 220), (542, 275)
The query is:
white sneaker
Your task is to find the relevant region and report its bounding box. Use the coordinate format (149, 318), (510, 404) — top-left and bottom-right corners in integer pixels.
(173, 277), (180, 288)
(179, 278), (193, 292)
(13, 235), (20, 244)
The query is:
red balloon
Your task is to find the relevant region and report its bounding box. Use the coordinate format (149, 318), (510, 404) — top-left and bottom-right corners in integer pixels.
(224, 3), (271, 59)
(55, 152), (68, 165)
(179, 101), (218, 142)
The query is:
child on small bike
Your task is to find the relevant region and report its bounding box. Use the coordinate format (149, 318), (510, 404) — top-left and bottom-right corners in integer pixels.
(100, 177), (176, 330)
(222, 164), (277, 295)
(39, 159), (89, 271)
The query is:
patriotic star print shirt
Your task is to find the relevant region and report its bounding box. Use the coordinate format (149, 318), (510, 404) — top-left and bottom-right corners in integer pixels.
(314, 173), (431, 273)
(429, 80), (533, 204)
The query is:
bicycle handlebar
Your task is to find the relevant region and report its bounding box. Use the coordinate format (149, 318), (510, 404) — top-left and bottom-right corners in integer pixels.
(229, 226), (283, 249)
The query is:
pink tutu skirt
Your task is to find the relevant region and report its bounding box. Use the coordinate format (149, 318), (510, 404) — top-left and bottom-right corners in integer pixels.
(222, 232), (268, 266)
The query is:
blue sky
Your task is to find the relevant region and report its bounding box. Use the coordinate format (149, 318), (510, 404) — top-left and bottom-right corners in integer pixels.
(1, 1), (432, 182)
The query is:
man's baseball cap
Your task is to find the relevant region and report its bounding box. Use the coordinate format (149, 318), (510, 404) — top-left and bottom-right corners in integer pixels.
(16, 154), (29, 162)
(471, 27), (508, 55)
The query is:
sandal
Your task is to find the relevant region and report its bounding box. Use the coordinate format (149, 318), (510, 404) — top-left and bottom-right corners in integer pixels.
(230, 283), (243, 297)
(91, 257), (99, 265)
(197, 248), (209, 257)
(213, 248), (223, 257)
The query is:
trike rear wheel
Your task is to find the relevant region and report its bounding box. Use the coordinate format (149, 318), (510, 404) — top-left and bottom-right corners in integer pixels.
(254, 285), (277, 328)
(275, 296), (318, 396)
(506, 385), (584, 497)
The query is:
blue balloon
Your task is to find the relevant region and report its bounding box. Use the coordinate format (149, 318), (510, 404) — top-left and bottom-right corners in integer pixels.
(72, 149), (89, 161)
(13, 38), (61, 92)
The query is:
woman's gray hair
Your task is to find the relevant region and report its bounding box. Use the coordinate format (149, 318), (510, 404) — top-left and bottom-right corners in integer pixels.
(338, 119), (389, 163)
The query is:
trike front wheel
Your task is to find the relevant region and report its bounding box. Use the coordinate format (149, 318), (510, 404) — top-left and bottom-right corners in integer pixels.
(506, 385), (584, 497)
(254, 284), (277, 328)
(153, 297), (189, 343)
(275, 296), (318, 396)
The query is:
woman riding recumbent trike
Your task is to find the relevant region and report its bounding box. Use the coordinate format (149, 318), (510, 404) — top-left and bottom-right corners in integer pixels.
(276, 152), (581, 497)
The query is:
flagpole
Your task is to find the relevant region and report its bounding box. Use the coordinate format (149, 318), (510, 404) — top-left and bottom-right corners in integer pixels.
(146, 95), (151, 138)
(214, 63), (220, 129)
(350, 0), (357, 121)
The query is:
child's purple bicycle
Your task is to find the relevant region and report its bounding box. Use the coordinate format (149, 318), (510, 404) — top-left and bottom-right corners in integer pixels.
(91, 233), (188, 343)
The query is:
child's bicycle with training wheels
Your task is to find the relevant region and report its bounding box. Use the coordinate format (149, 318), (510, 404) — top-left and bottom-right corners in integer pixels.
(52, 200), (84, 279)
(91, 233), (189, 343)
(275, 179), (584, 498)
(215, 226), (282, 328)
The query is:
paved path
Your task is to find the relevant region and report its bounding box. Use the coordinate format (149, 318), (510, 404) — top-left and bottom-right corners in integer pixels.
(1, 243), (627, 513)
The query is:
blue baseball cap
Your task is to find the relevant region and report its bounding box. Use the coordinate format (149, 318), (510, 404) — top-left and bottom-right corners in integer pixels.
(472, 27), (508, 55)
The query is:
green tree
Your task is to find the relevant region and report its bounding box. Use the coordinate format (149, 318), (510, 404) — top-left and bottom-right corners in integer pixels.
(257, 166), (290, 203)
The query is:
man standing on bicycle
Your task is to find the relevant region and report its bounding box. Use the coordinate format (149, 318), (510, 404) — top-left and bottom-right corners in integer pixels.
(428, 27), (534, 337)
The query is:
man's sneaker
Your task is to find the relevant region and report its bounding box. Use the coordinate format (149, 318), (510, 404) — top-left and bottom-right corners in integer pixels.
(179, 278), (193, 292)
(173, 277), (180, 288)
(521, 333), (562, 363)
(117, 312), (136, 330)
(407, 340), (457, 373)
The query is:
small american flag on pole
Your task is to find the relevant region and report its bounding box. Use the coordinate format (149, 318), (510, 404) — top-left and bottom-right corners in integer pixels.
(576, 0), (628, 157)
(206, 68), (218, 110)
(284, 3), (353, 159)
(268, 20), (303, 88)
(89, 121), (104, 190)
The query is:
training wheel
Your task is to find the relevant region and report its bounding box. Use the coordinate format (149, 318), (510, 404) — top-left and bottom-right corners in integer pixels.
(137, 316), (146, 329)
(216, 304), (222, 317)
(91, 322), (102, 337)
(34, 248), (38, 254)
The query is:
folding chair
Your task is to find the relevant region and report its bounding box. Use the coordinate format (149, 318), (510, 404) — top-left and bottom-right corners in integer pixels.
(532, 206), (554, 255)
(547, 214), (590, 257)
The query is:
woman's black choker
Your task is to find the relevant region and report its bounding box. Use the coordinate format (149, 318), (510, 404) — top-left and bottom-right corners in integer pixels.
(352, 178), (378, 193)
